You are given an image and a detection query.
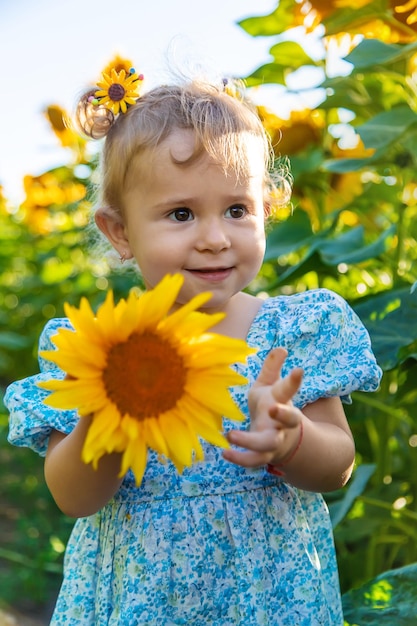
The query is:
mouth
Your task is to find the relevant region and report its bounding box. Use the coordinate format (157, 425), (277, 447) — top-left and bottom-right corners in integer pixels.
(186, 267), (233, 281)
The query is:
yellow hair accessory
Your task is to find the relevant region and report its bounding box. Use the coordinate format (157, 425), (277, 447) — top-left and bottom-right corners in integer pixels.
(90, 64), (144, 116)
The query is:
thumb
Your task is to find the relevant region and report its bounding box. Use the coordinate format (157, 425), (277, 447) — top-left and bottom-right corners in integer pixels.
(254, 347), (288, 388)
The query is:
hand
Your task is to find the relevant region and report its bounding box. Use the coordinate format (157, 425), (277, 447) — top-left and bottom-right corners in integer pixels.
(223, 347), (304, 469)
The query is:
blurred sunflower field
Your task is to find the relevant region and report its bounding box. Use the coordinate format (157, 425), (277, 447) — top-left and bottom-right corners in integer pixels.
(1, 1), (417, 622)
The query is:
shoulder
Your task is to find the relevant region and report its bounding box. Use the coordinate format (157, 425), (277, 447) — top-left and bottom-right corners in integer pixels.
(249, 289), (381, 404)
(258, 288), (354, 336)
(265, 288), (348, 313)
(253, 287), (378, 368)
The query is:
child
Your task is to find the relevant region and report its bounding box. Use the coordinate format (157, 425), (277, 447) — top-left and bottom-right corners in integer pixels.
(5, 65), (381, 625)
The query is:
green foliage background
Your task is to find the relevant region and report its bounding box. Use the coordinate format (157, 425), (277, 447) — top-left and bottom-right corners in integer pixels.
(1, 1), (417, 622)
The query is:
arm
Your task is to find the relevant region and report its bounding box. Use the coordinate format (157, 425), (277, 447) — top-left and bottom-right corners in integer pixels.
(223, 347), (355, 493)
(44, 416), (124, 518)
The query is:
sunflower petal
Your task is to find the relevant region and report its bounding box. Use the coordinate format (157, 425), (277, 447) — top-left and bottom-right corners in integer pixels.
(144, 417), (169, 456)
(159, 414), (194, 469)
(137, 274), (184, 330)
(159, 292), (214, 334)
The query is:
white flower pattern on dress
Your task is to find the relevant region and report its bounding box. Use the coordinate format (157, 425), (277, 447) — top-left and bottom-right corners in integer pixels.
(5, 289), (382, 625)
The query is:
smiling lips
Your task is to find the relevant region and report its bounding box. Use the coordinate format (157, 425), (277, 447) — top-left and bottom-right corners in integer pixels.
(187, 267), (233, 282)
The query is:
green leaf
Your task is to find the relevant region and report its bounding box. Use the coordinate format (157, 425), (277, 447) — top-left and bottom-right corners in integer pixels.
(320, 225), (396, 265)
(269, 40), (316, 69)
(272, 249), (340, 285)
(245, 63), (287, 87)
(329, 464), (376, 529)
(238, 1), (295, 37)
(345, 39), (417, 70)
(319, 75), (373, 109)
(356, 106), (417, 150)
(322, 144), (391, 172)
(245, 41), (320, 86)
(0, 331), (29, 350)
(402, 127), (417, 161)
(354, 287), (417, 371)
(323, 157), (375, 173)
(342, 563), (417, 624)
(287, 148), (326, 179)
(265, 209), (314, 259)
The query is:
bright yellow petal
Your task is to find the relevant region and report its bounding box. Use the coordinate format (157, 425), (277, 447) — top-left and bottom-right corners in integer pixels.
(115, 291), (141, 338)
(136, 274), (184, 330)
(64, 297), (105, 345)
(158, 292), (214, 335)
(39, 379), (107, 413)
(143, 417), (169, 456)
(177, 394), (223, 429)
(193, 420), (229, 449)
(87, 403), (122, 442)
(39, 343), (106, 378)
(187, 334), (256, 363)
(121, 415), (142, 440)
(95, 291), (117, 335)
(185, 378), (245, 422)
(120, 438), (147, 484)
(160, 310), (224, 339)
(186, 366), (249, 388)
(159, 414), (194, 469)
(130, 444), (148, 486)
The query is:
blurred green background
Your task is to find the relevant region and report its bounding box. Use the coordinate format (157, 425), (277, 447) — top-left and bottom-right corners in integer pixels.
(1, 1), (417, 623)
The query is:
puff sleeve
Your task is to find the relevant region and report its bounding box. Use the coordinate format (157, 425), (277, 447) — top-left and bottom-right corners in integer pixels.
(5, 318), (79, 457)
(247, 289), (382, 409)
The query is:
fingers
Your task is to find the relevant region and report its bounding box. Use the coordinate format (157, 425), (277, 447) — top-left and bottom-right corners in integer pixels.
(271, 367), (303, 405)
(223, 423), (295, 468)
(223, 447), (268, 468)
(224, 429), (279, 467)
(227, 428), (281, 453)
(253, 347), (287, 387)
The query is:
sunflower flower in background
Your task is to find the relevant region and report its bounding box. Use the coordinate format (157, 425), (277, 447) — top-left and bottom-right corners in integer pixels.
(45, 105), (87, 156)
(38, 274), (255, 485)
(102, 54), (135, 77)
(296, 0), (417, 42)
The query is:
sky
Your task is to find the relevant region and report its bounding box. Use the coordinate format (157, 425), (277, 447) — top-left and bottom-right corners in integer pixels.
(1, 0), (302, 204)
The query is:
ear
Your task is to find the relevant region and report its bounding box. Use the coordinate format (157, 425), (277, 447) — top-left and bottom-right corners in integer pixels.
(95, 208), (133, 259)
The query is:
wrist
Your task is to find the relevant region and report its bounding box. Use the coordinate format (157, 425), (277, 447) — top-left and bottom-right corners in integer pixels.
(267, 420), (304, 477)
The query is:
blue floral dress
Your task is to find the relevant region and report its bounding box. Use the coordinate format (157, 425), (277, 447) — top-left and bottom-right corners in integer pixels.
(5, 289), (382, 626)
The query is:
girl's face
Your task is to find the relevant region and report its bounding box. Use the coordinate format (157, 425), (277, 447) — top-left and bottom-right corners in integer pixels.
(100, 129), (267, 313)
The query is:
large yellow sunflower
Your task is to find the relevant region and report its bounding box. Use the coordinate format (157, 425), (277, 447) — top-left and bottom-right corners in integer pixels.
(39, 274), (255, 485)
(94, 67), (143, 115)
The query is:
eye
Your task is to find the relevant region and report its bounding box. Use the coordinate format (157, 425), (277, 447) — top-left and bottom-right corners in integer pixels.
(225, 205), (247, 219)
(169, 208), (193, 222)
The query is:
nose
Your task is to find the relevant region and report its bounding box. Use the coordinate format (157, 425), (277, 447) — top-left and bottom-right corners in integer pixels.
(195, 217), (231, 253)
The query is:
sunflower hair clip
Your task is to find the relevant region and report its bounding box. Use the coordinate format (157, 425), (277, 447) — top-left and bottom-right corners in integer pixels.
(76, 59), (144, 139)
(89, 66), (144, 115)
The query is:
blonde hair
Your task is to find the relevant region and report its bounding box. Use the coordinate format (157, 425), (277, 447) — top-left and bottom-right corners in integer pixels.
(76, 79), (291, 217)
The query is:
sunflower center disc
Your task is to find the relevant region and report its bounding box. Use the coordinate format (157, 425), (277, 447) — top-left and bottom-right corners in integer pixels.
(103, 332), (187, 419)
(108, 83), (126, 102)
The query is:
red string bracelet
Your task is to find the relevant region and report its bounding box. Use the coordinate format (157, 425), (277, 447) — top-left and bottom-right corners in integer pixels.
(266, 421), (304, 477)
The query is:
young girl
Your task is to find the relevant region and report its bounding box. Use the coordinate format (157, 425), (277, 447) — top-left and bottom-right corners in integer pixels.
(5, 66), (381, 625)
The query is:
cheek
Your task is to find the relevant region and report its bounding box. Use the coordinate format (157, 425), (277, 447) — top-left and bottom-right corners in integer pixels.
(254, 222), (266, 254)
